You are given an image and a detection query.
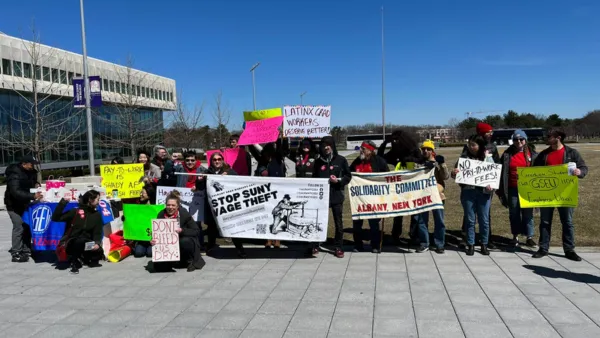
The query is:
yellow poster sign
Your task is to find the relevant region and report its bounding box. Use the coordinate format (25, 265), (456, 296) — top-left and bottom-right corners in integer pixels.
(517, 165), (578, 208)
(243, 107), (282, 121)
(100, 163), (145, 199)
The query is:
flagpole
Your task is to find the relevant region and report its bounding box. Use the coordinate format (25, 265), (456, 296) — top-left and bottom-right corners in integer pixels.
(381, 5), (386, 137)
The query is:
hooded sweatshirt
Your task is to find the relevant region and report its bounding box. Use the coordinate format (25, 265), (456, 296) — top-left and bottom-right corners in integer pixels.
(313, 136), (352, 205)
(289, 138), (320, 178)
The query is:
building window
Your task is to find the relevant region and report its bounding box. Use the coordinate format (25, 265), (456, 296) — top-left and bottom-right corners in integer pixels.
(136, 85), (140, 96)
(141, 87), (146, 97)
(59, 70), (67, 84)
(103, 79), (108, 91)
(68, 72), (74, 84)
(34, 65), (41, 80)
(115, 82), (121, 93)
(75, 73), (81, 77)
(109, 80), (115, 92)
(121, 83), (126, 94)
(23, 63), (32, 79)
(158, 90), (162, 100)
(13, 61), (22, 77)
(51, 68), (58, 83)
(1, 59), (11, 75)
(43, 67), (50, 81)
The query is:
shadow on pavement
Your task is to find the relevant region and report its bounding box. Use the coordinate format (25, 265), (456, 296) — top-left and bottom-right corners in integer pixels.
(523, 264), (600, 284)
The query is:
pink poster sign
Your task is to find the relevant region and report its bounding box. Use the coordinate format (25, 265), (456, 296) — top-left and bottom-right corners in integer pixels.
(204, 148), (249, 176)
(237, 116), (283, 146)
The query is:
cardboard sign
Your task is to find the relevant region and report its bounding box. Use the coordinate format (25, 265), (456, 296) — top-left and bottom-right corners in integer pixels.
(151, 218), (180, 262)
(518, 164), (578, 208)
(100, 164), (144, 199)
(122, 204), (165, 240)
(238, 116), (283, 145)
(156, 186), (205, 222)
(454, 158), (502, 189)
(243, 107), (282, 121)
(283, 105), (331, 138)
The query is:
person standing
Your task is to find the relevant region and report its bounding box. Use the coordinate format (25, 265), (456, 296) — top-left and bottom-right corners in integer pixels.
(153, 145), (177, 187)
(313, 136), (352, 258)
(4, 155), (42, 262)
(532, 129), (587, 261)
(497, 129), (537, 248)
(222, 134), (253, 176)
(350, 140), (389, 253)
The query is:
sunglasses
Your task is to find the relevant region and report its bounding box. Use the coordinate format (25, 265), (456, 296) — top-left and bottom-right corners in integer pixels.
(513, 138), (526, 142)
(185, 159), (195, 162)
(212, 158), (223, 162)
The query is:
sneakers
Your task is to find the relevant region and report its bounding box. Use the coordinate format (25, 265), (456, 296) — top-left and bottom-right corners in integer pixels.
(11, 254), (28, 263)
(525, 238), (537, 247)
(466, 245), (475, 256)
(481, 245), (490, 256)
(565, 251), (582, 262)
(352, 246), (364, 253)
(532, 249), (548, 259)
(372, 248), (381, 254)
(237, 249), (248, 259)
(70, 261), (80, 274)
(312, 247), (319, 256)
(435, 247), (445, 254)
(416, 246), (429, 253)
(334, 249), (344, 258)
(87, 260), (102, 268)
(511, 236), (519, 247)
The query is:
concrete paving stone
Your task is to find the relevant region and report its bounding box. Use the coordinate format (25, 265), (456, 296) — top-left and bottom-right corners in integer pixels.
(243, 279), (281, 291)
(373, 318), (417, 336)
(239, 329), (285, 338)
(74, 287), (114, 298)
(375, 291), (412, 305)
(20, 285), (60, 296)
(71, 324), (125, 338)
(307, 280), (343, 291)
(155, 326), (204, 338)
(60, 296), (130, 310)
(106, 286), (147, 298)
(335, 301), (375, 318)
(270, 288), (307, 301)
(344, 270), (376, 280)
(496, 306), (549, 325)
(337, 290), (374, 304)
(329, 314), (372, 334)
(461, 322), (512, 338)
(341, 279), (375, 291)
(24, 308), (77, 324)
(407, 290), (451, 304)
(259, 298), (301, 315)
(516, 284), (563, 297)
(173, 287), (209, 298)
(295, 301), (337, 316)
(97, 310), (145, 325)
(0, 294), (38, 307)
(108, 325), (161, 338)
(480, 282), (523, 296)
(276, 279), (312, 290)
(233, 289), (271, 300)
(376, 271), (408, 280)
(529, 295), (576, 308)
(58, 309), (110, 325)
(373, 303), (414, 320)
(540, 307), (594, 325)
(187, 297), (231, 313)
(302, 288), (339, 302)
(149, 297), (196, 312)
(205, 312), (254, 330)
(287, 314), (332, 332)
(507, 324), (561, 338)
(30, 324), (86, 338)
(246, 313), (292, 331)
(0, 285), (34, 295)
(413, 303), (458, 321)
(202, 288), (238, 299)
(167, 311), (215, 328)
(252, 270), (287, 280)
(222, 298), (266, 313)
(0, 307), (43, 323)
(195, 329), (242, 338)
(117, 298), (161, 311)
(129, 309), (180, 327)
(487, 294), (536, 308)
(454, 304), (503, 323)
(22, 295), (67, 309)
(283, 330), (327, 338)
(554, 324), (600, 337)
(416, 319), (464, 338)
(0, 322), (48, 338)
(225, 270), (259, 280)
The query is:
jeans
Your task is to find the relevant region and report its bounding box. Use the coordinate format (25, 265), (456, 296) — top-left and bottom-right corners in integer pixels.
(421, 203), (446, 249)
(134, 242), (152, 258)
(352, 218), (381, 250)
(539, 207), (575, 252)
(331, 204), (344, 249)
(8, 211), (31, 256)
(508, 187), (534, 238)
(461, 189), (491, 246)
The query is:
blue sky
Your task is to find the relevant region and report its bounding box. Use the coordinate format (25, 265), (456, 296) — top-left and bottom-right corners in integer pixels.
(2, 0), (599, 128)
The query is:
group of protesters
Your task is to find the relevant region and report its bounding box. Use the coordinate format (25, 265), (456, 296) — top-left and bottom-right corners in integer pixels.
(3, 123), (588, 274)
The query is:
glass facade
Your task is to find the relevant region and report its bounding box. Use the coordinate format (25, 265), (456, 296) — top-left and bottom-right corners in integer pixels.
(0, 90), (165, 167)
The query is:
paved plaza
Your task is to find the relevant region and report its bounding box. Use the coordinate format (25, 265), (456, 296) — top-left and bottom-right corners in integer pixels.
(1, 213), (600, 337)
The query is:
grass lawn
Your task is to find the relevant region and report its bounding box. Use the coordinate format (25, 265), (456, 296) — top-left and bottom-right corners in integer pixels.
(330, 144), (600, 248)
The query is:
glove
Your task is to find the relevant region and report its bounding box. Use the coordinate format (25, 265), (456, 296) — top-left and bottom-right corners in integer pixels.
(424, 161), (435, 169)
(435, 155), (445, 164)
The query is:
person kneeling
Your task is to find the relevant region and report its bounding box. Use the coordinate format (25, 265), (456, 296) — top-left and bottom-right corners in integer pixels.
(151, 194), (206, 272)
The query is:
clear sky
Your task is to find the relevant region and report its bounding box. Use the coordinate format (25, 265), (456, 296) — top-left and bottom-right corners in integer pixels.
(1, 0), (599, 129)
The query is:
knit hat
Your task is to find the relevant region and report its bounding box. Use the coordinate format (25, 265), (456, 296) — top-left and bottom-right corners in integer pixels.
(476, 122), (493, 136)
(421, 139), (435, 150)
(512, 129), (528, 140)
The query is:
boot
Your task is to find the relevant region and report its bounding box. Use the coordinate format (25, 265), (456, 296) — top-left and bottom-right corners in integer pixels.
(466, 245), (475, 256)
(481, 245), (490, 256)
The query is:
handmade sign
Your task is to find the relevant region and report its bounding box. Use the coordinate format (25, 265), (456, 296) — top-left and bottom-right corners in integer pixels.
(237, 116), (283, 145)
(122, 204), (165, 240)
(206, 175), (330, 242)
(518, 164), (578, 208)
(348, 169), (443, 220)
(243, 107), (282, 121)
(151, 219), (180, 262)
(156, 186), (205, 222)
(283, 105), (331, 138)
(100, 164), (144, 199)
(205, 148), (249, 176)
(454, 158), (502, 189)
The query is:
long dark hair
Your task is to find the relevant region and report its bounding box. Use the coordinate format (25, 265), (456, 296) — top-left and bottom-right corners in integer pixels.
(467, 135), (487, 160)
(210, 152), (231, 173)
(137, 150), (151, 169)
(142, 184), (156, 204)
(80, 190), (100, 206)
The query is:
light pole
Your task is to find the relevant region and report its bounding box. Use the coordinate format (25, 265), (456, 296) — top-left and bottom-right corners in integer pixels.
(381, 6), (386, 137)
(300, 91), (307, 106)
(250, 62), (260, 111)
(79, 0), (94, 175)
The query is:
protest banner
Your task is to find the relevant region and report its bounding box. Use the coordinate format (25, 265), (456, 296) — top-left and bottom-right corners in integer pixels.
(283, 105), (331, 138)
(100, 163), (144, 199)
(454, 158), (502, 189)
(156, 186), (205, 222)
(206, 175), (330, 242)
(205, 148), (249, 176)
(151, 219), (180, 262)
(518, 164), (578, 208)
(243, 107), (282, 121)
(122, 204), (164, 240)
(238, 116), (283, 146)
(348, 169), (444, 220)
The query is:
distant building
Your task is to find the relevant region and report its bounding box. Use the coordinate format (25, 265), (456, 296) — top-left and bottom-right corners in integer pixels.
(415, 128), (458, 142)
(0, 32), (176, 173)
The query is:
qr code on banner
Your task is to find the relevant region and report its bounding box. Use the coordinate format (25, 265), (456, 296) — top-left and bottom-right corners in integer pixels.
(256, 224), (267, 235)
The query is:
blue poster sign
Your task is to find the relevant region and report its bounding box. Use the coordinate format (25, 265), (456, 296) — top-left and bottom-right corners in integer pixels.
(23, 201), (115, 251)
(72, 76), (103, 108)
(73, 78), (85, 108)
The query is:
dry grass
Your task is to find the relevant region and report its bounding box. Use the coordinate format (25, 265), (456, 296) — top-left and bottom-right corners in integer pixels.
(330, 144), (600, 248)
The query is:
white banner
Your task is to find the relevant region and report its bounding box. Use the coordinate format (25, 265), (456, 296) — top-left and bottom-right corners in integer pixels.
(156, 186), (205, 222)
(454, 158), (502, 189)
(151, 219), (180, 262)
(348, 169), (444, 220)
(283, 105), (331, 138)
(206, 175), (330, 242)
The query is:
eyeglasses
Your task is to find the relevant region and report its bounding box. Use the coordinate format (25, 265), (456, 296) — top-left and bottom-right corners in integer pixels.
(213, 158), (223, 162)
(514, 138), (526, 142)
(185, 159), (195, 163)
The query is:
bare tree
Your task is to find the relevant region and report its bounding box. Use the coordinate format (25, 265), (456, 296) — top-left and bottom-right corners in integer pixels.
(0, 26), (84, 181)
(164, 93), (204, 150)
(211, 90), (231, 147)
(95, 55), (171, 158)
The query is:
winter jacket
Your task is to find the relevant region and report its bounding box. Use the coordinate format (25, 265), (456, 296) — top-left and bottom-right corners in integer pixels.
(250, 138), (289, 177)
(289, 138), (320, 178)
(52, 199), (104, 246)
(157, 207), (204, 268)
(377, 144), (422, 170)
(533, 145), (588, 179)
(423, 158), (450, 200)
(152, 145), (177, 187)
(350, 155), (389, 173)
(3, 164), (38, 215)
(313, 136), (352, 206)
(497, 144), (537, 205)
(175, 162), (208, 189)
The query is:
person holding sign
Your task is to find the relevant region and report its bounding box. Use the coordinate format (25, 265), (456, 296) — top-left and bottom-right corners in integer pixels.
(452, 135), (494, 256)
(531, 129), (588, 261)
(133, 184), (156, 258)
(497, 130), (538, 248)
(151, 193), (205, 272)
(137, 151), (161, 185)
(51, 190), (105, 274)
